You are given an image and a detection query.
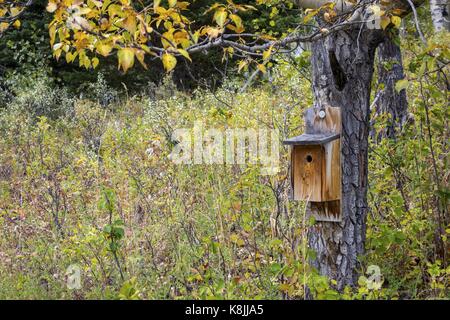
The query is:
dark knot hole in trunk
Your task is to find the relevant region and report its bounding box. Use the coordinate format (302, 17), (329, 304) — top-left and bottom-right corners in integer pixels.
(328, 50), (347, 91)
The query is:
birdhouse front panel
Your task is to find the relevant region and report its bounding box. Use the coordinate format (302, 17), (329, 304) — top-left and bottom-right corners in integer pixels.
(289, 136), (341, 202)
(292, 145), (323, 202)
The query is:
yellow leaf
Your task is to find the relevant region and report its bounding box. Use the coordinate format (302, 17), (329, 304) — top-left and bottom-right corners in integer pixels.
(380, 16), (390, 30)
(168, 0), (177, 8)
(303, 9), (317, 24)
(391, 16), (401, 28)
(161, 30), (174, 49)
(49, 24), (56, 46)
(176, 1), (190, 10)
(0, 22), (8, 32)
(54, 48), (62, 60)
(10, 7), (21, 17)
(96, 42), (113, 57)
(227, 24), (244, 33)
(164, 21), (173, 30)
(91, 0), (103, 8)
(66, 51), (77, 63)
(262, 46), (273, 61)
(78, 8), (92, 15)
(135, 49), (147, 69)
(108, 4), (123, 18)
(203, 26), (222, 38)
(13, 20), (20, 29)
(391, 8), (406, 16)
(229, 14), (242, 29)
(204, 3), (222, 14)
(162, 53), (177, 72)
(260, 34), (276, 41)
(92, 57), (99, 68)
(192, 30), (200, 43)
(237, 60), (247, 73)
(118, 48), (135, 72)
(122, 14), (137, 34)
(140, 45), (158, 56)
(257, 64), (266, 73)
(178, 49), (191, 62)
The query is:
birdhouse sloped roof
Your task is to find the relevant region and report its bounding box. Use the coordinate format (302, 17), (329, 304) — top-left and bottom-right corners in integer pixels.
(283, 133), (340, 146)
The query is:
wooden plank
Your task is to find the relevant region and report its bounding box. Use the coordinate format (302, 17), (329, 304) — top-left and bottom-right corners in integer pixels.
(304, 105), (341, 134)
(309, 201), (341, 222)
(292, 145), (323, 202)
(322, 138), (341, 201)
(303, 105), (342, 222)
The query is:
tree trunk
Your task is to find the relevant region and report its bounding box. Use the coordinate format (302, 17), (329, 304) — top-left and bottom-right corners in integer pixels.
(307, 29), (383, 291)
(430, 0), (450, 32)
(373, 35), (408, 139)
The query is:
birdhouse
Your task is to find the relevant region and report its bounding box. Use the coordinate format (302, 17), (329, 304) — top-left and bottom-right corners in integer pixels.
(284, 132), (340, 202)
(284, 106), (342, 222)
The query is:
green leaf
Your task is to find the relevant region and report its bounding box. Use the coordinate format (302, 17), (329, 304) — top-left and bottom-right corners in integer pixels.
(395, 79), (409, 92)
(214, 9), (228, 27)
(270, 262), (282, 274)
(103, 225), (112, 234)
(178, 49), (191, 62)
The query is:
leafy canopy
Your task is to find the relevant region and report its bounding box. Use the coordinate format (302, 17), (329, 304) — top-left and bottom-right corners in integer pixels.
(1, 0), (409, 73)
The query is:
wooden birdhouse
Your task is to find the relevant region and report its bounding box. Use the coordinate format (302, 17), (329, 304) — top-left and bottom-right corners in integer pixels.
(284, 106), (342, 222)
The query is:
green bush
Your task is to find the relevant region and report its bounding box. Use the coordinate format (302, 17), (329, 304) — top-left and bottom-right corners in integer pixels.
(0, 60), (448, 300)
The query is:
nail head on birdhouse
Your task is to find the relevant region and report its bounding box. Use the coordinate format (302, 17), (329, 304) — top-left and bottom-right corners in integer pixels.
(318, 110), (326, 119)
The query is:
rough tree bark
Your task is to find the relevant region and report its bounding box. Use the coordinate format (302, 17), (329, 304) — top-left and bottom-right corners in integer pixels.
(307, 29), (384, 290)
(293, 0), (422, 293)
(373, 34), (409, 139)
(430, 0), (450, 32)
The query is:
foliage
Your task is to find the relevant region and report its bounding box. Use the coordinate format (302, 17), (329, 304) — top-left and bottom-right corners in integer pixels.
(2, 0), (412, 75)
(0, 57), (448, 299)
(0, 0), (448, 301)
(366, 28), (449, 299)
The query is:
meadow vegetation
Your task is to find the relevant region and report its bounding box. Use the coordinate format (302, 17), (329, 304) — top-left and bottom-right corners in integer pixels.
(0, 52), (448, 299)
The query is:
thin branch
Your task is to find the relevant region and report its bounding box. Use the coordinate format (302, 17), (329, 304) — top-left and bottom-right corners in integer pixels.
(405, 0), (427, 45)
